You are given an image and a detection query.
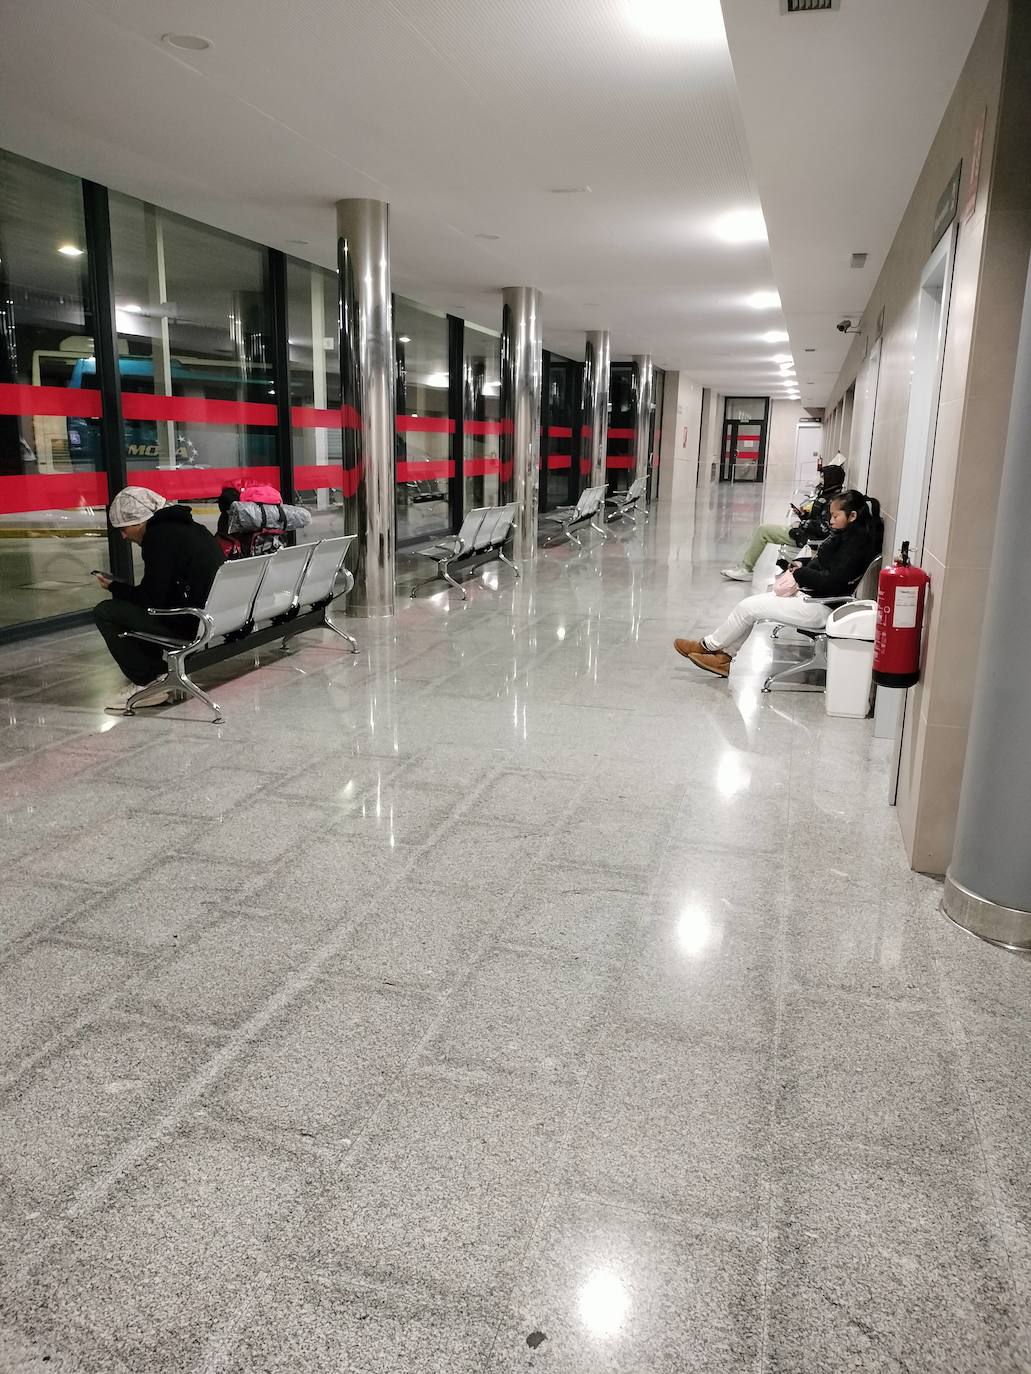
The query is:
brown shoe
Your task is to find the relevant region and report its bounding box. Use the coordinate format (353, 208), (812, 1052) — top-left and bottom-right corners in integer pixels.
(687, 650), (732, 679)
(673, 637), (707, 658)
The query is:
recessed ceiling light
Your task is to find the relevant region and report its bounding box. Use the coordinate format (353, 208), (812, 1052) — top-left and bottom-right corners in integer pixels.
(57, 244), (83, 257)
(548, 185), (591, 194)
(628, 0), (726, 42)
(746, 290), (781, 310)
(771, 353), (792, 363)
(398, 336), (411, 344)
(714, 209), (768, 245)
(762, 330), (790, 343)
(161, 32), (212, 51)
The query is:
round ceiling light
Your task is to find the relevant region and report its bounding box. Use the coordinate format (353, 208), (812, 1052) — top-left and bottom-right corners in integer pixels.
(57, 244), (84, 257)
(162, 33), (212, 51)
(762, 330), (790, 344)
(746, 290), (780, 310)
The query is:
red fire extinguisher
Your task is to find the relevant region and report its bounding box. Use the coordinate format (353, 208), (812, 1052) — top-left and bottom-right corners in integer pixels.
(873, 541), (930, 688)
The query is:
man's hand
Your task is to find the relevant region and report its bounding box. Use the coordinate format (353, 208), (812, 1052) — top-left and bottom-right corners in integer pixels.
(94, 573), (113, 590)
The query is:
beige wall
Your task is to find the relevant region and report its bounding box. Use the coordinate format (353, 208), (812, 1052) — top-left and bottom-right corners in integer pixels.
(764, 400), (808, 486)
(823, 0), (1031, 872)
(698, 389), (723, 483)
(658, 371), (704, 504)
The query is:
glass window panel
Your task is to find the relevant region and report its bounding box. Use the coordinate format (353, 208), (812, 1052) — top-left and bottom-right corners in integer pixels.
(0, 150), (103, 630)
(725, 396), (766, 422)
(287, 258), (346, 539)
(395, 297), (450, 546)
(462, 321), (501, 514)
(543, 355), (580, 511)
(109, 193), (275, 533)
(606, 362), (635, 493)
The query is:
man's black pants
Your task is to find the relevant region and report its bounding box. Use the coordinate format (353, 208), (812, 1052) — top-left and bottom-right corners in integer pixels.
(92, 599), (194, 685)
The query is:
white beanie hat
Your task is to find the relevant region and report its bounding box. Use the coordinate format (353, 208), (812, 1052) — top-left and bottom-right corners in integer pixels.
(109, 486), (167, 527)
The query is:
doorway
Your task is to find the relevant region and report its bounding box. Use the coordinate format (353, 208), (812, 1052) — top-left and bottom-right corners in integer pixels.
(883, 222), (958, 798)
(719, 396), (769, 482)
(850, 336), (882, 492)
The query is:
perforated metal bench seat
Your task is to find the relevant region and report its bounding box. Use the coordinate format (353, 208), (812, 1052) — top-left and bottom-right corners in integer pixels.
(410, 503), (520, 600)
(117, 534), (357, 722)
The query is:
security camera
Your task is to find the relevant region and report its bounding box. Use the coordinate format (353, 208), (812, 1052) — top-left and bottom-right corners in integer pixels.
(836, 317), (860, 334)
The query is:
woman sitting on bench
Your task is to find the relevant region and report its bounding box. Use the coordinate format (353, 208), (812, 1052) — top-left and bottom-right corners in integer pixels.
(720, 462), (845, 582)
(674, 490), (880, 680)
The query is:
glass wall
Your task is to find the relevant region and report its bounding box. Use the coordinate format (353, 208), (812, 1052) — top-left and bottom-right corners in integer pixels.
(395, 297), (451, 546)
(287, 259), (346, 539)
(0, 151), (104, 630)
(607, 361), (635, 494)
(108, 192), (276, 529)
(462, 322), (502, 513)
(540, 352), (582, 512)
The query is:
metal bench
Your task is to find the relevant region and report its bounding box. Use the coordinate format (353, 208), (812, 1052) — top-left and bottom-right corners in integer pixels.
(540, 483), (609, 546)
(118, 534), (357, 722)
(409, 502), (519, 600)
(761, 554), (882, 694)
(605, 476), (648, 524)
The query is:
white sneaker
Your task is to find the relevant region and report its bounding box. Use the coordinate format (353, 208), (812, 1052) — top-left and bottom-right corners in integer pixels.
(720, 565), (752, 582)
(105, 681), (171, 714)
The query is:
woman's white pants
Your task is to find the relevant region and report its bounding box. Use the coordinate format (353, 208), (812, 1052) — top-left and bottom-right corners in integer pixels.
(707, 592), (830, 655)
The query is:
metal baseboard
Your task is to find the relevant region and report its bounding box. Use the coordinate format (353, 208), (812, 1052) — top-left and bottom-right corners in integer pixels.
(942, 872), (1031, 951)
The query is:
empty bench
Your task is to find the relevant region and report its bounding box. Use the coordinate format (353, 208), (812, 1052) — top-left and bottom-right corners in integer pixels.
(540, 483), (608, 546)
(119, 534), (357, 722)
(410, 503), (519, 600)
(605, 476), (647, 524)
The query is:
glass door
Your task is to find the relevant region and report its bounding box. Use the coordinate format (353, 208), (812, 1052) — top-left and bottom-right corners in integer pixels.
(719, 397), (769, 483)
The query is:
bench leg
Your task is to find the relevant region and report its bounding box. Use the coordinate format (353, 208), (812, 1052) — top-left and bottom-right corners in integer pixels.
(566, 527), (582, 547)
(125, 651), (223, 722)
(324, 617), (359, 652)
(762, 637), (827, 694)
(590, 518), (610, 540)
(498, 550), (521, 579)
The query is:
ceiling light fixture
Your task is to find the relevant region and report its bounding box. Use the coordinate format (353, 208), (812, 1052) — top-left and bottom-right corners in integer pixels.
(57, 244), (84, 257)
(161, 32), (212, 51)
(713, 208), (768, 245)
(762, 330), (790, 343)
(771, 353), (792, 364)
(628, 0), (726, 43)
(746, 290), (781, 310)
(398, 335), (411, 344)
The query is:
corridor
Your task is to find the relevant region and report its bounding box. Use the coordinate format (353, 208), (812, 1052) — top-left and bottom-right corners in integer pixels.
(0, 485), (1029, 1373)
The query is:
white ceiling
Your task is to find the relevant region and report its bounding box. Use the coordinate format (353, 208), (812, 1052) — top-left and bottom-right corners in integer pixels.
(0, 0), (987, 401)
(721, 0), (990, 405)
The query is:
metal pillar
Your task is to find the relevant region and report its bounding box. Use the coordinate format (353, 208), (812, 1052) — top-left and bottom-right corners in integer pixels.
(500, 286), (542, 562)
(583, 330), (610, 488)
(633, 354), (654, 488)
(943, 252), (1031, 947)
(336, 198), (396, 615)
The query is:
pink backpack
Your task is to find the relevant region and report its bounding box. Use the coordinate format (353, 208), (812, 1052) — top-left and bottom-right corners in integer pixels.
(239, 482), (282, 504)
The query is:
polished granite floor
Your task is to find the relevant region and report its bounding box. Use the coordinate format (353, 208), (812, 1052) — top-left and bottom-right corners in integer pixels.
(1, 483), (1030, 1373)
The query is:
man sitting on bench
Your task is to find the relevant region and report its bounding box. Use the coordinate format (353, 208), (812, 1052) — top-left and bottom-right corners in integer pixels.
(93, 486), (224, 714)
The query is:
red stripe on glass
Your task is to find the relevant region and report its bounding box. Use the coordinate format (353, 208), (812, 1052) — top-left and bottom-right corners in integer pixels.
(607, 427), (635, 440)
(122, 395), (277, 426)
(0, 383), (103, 419)
(547, 454), (572, 470)
(396, 459), (454, 481)
(465, 419), (512, 436)
(464, 455), (500, 476)
(142, 466), (281, 500)
(607, 455), (635, 469)
(397, 415), (454, 435)
(580, 459), (590, 475)
(548, 425), (573, 439)
(293, 464), (342, 490)
(0, 471), (108, 516)
(291, 405), (361, 430)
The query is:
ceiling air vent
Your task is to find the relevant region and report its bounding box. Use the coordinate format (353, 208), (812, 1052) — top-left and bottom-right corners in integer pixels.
(850, 252), (868, 268)
(780, 0), (841, 12)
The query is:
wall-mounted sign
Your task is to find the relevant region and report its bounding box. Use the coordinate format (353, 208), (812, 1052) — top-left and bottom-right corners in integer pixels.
(963, 108), (987, 223)
(932, 159), (963, 248)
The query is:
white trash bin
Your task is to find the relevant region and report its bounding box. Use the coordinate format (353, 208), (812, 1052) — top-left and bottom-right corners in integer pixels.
(824, 600), (877, 718)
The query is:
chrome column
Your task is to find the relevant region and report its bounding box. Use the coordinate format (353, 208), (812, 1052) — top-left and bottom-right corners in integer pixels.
(633, 354), (654, 488)
(583, 330), (611, 487)
(943, 248), (1031, 947)
(336, 198), (396, 615)
(500, 286), (543, 562)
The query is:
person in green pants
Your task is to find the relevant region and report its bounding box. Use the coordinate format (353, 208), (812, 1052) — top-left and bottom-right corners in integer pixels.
(720, 463), (845, 581)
